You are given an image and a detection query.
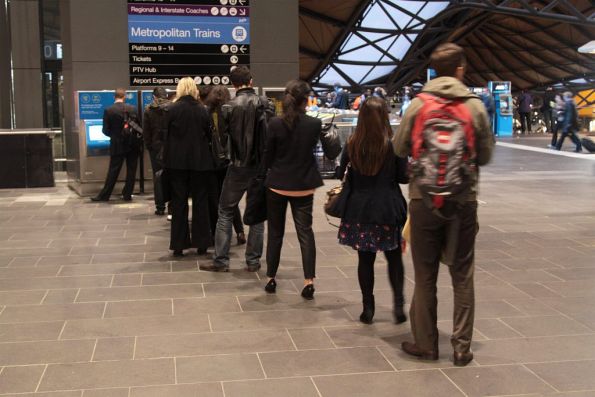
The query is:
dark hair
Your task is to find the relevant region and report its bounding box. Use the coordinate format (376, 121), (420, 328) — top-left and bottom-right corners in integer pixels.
(114, 88), (126, 99)
(199, 85), (212, 103)
(230, 66), (251, 88)
(205, 85), (231, 113)
(430, 43), (466, 77)
(347, 96), (392, 176)
(281, 80), (310, 128)
(152, 87), (167, 99)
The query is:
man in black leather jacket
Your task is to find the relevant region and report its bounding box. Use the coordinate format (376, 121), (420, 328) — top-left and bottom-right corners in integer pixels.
(201, 66), (274, 272)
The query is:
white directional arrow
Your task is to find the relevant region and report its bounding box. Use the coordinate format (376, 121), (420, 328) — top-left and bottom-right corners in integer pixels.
(240, 45), (247, 53)
(239, 8), (246, 16)
(239, 0), (246, 5)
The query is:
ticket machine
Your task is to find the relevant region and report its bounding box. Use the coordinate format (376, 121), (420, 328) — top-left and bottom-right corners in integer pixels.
(488, 81), (513, 136)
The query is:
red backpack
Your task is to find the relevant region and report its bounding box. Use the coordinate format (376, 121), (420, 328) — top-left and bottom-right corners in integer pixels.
(410, 93), (477, 210)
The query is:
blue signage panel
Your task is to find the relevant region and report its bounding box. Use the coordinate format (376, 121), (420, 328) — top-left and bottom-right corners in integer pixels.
(78, 91), (138, 120)
(128, 0), (251, 86)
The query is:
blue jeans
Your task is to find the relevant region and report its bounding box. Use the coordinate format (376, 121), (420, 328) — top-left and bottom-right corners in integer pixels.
(213, 166), (264, 267)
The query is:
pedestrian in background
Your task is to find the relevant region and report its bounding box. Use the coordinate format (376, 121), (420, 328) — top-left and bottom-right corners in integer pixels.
(518, 89), (533, 134)
(142, 87), (171, 215)
(555, 91), (582, 153)
(338, 96), (409, 324)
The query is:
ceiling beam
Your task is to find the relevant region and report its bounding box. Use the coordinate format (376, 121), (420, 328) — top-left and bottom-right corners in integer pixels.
(450, 0), (595, 26)
(307, 0), (373, 83)
(299, 46), (324, 60)
(298, 6), (346, 28)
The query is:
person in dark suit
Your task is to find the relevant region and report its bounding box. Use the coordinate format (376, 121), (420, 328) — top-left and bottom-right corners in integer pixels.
(164, 77), (216, 257)
(92, 88), (140, 202)
(142, 87), (171, 215)
(262, 80), (326, 300)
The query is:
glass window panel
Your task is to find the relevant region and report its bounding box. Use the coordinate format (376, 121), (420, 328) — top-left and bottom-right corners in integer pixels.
(362, 65), (396, 83)
(334, 64), (376, 84)
(386, 35), (413, 60)
(338, 44), (386, 62)
(361, 2), (399, 29)
(341, 33), (367, 53)
(319, 66), (349, 87)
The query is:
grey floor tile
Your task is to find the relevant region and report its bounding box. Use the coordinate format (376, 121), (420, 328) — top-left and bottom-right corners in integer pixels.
(203, 281), (276, 296)
(42, 289), (79, 304)
(0, 391), (80, 397)
(0, 266), (60, 279)
(92, 337), (135, 361)
(61, 314), (210, 339)
(0, 321), (64, 342)
(82, 388), (129, 397)
(313, 370), (465, 397)
(288, 328), (335, 350)
(472, 334), (595, 365)
(59, 262), (171, 276)
(176, 354), (264, 383)
(76, 284), (205, 302)
(210, 309), (353, 332)
(474, 318), (524, 339)
(224, 378), (319, 397)
(0, 365), (46, 394)
(237, 291), (360, 312)
(500, 315), (592, 337)
(0, 290), (45, 305)
(260, 347), (393, 377)
(136, 329), (294, 358)
(0, 276), (112, 291)
(0, 339), (95, 365)
(443, 365), (555, 397)
(38, 255), (92, 266)
(512, 282), (564, 298)
(104, 300), (172, 318)
(112, 274), (142, 287)
(0, 303), (105, 323)
(527, 360), (595, 392)
(38, 358), (174, 391)
(173, 297), (241, 315)
(130, 383), (223, 397)
(142, 271), (257, 286)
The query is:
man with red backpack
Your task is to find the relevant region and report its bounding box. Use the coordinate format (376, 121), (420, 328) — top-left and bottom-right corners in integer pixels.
(393, 43), (494, 366)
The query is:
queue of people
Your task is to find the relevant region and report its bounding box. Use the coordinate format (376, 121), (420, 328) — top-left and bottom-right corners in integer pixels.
(92, 43), (495, 366)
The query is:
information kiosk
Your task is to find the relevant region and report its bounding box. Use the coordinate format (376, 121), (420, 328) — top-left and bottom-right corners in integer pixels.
(488, 81), (513, 136)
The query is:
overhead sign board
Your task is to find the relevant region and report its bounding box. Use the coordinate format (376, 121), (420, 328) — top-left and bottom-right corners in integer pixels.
(77, 91), (138, 120)
(128, 0), (250, 87)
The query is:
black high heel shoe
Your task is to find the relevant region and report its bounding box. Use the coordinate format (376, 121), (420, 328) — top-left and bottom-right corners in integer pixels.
(394, 296), (407, 324)
(301, 284), (315, 300)
(360, 295), (375, 324)
(173, 250), (184, 257)
(265, 279), (277, 294)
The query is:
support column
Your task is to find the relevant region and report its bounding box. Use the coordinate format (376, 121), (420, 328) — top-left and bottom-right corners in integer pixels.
(9, 0), (44, 128)
(0, 0), (13, 128)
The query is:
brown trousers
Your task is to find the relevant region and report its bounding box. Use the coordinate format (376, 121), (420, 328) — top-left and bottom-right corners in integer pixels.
(409, 199), (478, 353)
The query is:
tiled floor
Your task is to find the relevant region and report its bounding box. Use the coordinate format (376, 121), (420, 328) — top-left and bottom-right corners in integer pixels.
(1, 141), (595, 396)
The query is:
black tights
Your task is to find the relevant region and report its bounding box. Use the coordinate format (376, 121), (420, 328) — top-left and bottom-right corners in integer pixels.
(357, 249), (405, 306)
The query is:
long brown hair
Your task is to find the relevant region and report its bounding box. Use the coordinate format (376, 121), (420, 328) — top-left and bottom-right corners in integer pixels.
(347, 96), (392, 176)
(205, 85), (231, 114)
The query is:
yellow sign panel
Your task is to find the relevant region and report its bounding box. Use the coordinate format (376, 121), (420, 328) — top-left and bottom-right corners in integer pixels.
(576, 89), (594, 118)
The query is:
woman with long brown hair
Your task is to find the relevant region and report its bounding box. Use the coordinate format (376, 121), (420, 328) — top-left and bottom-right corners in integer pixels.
(337, 96), (408, 324)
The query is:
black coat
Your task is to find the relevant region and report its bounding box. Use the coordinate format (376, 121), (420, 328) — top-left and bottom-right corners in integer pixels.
(143, 98), (171, 153)
(164, 96), (215, 171)
(264, 115), (324, 191)
(338, 145), (409, 226)
(102, 102), (139, 156)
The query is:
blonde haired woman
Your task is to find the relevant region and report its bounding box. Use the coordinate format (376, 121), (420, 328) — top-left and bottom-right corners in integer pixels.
(164, 77), (216, 256)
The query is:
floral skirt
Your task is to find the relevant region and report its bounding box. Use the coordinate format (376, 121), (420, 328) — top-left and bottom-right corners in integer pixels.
(338, 222), (400, 252)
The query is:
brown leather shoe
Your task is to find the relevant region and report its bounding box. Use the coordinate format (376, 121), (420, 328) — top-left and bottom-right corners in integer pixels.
(401, 341), (439, 361)
(453, 350), (473, 367)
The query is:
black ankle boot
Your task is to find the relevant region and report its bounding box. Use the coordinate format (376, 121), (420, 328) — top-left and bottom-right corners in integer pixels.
(301, 284), (315, 300)
(394, 296), (407, 324)
(265, 279), (277, 294)
(360, 295), (375, 324)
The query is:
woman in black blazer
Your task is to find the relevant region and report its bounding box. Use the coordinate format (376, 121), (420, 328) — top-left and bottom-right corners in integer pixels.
(164, 77), (215, 257)
(263, 80), (324, 300)
(337, 96), (409, 324)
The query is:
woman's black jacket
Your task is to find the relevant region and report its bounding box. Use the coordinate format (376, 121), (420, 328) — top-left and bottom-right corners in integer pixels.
(338, 144), (409, 226)
(264, 114), (324, 190)
(164, 95), (215, 171)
